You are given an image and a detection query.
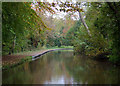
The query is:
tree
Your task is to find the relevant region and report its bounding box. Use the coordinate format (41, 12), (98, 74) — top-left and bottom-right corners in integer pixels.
(2, 2), (51, 54)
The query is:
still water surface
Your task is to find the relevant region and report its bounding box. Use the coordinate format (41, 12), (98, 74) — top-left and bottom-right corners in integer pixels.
(2, 50), (120, 84)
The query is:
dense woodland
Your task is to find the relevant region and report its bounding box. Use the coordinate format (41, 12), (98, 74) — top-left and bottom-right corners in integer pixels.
(2, 2), (120, 64)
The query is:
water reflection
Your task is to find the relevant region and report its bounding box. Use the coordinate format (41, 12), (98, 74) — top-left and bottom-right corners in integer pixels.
(2, 50), (120, 84)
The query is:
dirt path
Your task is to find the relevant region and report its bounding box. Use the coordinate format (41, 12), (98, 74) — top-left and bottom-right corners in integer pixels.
(2, 49), (53, 66)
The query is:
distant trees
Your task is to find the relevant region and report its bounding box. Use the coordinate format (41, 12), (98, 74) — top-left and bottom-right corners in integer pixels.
(44, 14), (75, 47)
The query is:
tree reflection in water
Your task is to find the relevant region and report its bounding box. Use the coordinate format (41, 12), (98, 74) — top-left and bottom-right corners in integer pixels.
(2, 50), (120, 84)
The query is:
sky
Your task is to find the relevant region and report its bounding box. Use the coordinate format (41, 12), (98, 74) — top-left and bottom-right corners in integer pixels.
(33, 0), (87, 20)
(40, 0), (76, 3)
(45, 0), (84, 20)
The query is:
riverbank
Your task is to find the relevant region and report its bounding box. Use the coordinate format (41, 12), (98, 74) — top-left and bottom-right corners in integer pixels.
(2, 47), (73, 70)
(2, 49), (52, 66)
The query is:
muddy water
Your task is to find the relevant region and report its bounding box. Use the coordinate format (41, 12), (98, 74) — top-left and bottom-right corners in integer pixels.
(2, 50), (120, 84)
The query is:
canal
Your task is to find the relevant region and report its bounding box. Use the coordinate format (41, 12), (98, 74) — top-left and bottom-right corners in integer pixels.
(2, 50), (120, 84)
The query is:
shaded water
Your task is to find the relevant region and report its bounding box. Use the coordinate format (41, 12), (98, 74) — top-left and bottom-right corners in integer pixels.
(2, 50), (120, 84)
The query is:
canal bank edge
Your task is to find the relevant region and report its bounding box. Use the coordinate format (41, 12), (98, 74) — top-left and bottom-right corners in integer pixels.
(2, 48), (73, 70)
(32, 48), (73, 58)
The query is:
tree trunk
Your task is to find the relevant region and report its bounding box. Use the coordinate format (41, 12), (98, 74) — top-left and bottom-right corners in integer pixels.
(78, 11), (91, 37)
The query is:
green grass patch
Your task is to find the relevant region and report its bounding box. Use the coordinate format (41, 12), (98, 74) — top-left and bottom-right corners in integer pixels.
(46, 46), (73, 49)
(13, 47), (46, 55)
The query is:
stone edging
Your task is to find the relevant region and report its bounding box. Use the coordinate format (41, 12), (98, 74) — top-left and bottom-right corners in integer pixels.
(32, 48), (73, 60)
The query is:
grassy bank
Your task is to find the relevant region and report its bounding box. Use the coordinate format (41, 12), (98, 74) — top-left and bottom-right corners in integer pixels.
(13, 46), (73, 55)
(46, 46), (73, 49)
(2, 46), (73, 70)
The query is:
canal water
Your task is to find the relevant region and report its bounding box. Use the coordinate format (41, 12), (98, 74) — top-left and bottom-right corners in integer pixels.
(2, 50), (120, 84)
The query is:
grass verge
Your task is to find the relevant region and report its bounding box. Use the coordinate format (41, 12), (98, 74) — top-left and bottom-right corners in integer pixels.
(2, 46), (73, 70)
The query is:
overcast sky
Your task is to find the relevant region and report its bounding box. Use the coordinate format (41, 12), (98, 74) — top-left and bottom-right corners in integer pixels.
(33, 0), (87, 20)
